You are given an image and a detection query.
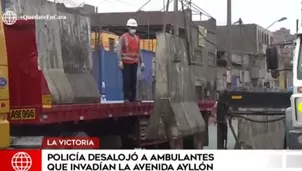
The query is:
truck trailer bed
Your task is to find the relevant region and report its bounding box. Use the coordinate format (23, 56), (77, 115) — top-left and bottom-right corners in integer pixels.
(9, 101), (216, 125)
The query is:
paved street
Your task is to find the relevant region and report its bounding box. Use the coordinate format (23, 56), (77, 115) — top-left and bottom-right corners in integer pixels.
(204, 120), (238, 149)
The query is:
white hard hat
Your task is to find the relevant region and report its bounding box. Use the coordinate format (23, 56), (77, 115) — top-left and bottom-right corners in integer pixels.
(126, 18), (138, 27)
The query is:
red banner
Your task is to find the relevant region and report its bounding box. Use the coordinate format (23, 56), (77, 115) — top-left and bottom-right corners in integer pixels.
(42, 137), (99, 149)
(0, 150), (41, 171)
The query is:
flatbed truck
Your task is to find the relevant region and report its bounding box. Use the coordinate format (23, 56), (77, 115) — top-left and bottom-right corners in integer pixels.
(0, 7), (215, 149)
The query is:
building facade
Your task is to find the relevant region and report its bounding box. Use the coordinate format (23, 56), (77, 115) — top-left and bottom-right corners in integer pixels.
(192, 18), (218, 100)
(216, 24), (272, 90)
(272, 28), (295, 90)
(273, 28), (295, 44)
(217, 24), (273, 54)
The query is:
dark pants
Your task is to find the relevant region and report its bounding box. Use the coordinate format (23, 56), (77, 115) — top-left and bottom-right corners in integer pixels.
(122, 63), (138, 102)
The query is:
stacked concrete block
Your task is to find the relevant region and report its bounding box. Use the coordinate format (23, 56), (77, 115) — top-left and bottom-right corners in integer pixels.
(7, 0), (99, 104)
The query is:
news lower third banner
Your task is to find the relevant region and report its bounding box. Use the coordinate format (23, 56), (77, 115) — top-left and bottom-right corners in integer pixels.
(1, 150), (302, 171)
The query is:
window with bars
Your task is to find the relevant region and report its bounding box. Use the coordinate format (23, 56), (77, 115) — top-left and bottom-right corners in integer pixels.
(208, 52), (216, 66)
(193, 48), (203, 63)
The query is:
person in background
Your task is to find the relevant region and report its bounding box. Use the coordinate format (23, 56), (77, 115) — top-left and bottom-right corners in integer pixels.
(117, 18), (145, 102)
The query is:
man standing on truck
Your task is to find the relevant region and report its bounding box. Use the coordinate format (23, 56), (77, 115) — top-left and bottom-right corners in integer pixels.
(117, 18), (145, 102)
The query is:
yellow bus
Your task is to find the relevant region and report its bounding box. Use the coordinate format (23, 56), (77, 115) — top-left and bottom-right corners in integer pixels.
(0, 2), (10, 148)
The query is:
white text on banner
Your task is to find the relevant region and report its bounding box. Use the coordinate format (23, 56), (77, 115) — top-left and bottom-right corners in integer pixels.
(41, 150), (302, 171)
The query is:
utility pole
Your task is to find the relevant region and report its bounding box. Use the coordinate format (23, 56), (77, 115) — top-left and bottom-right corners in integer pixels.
(226, 0), (232, 89)
(174, 0), (179, 35)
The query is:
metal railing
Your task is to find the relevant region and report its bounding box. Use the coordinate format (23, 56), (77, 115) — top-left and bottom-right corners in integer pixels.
(216, 91), (291, 149)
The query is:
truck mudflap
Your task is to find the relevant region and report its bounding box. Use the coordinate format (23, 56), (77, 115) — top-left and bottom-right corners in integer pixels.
(217, 91), (291, 149)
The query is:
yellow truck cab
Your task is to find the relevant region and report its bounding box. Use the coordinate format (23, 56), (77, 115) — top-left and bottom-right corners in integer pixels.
(0, 3), (11, 148)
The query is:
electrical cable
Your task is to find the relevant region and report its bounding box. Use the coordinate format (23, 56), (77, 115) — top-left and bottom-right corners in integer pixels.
(77, 1), (85, 7)
(185, 1), (237, 68)
(174, 0), (217, 48)
(160, 0), (173, 11)
(137, 0), (152, 12)
(160, 0), (212, 19)
(104, 0), (215, 48)
(183, 0), (213, 18)
(183, 0), (207, 17)
(191, 20), (218, 48)
(183, 1), (235, 66)
(180, 1), (200, 15)
(114, 0), (139, 8)
(101, 0), (218, 52)
(180, 0), (192, 64)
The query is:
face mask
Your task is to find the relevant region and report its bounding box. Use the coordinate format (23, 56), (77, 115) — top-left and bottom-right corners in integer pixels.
(129, 29), (136, 35)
